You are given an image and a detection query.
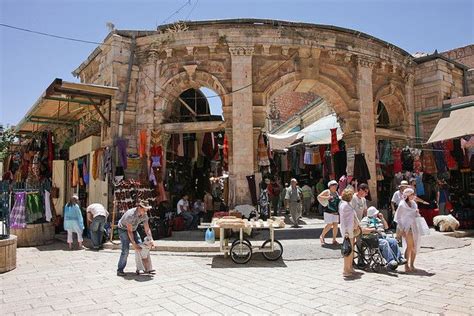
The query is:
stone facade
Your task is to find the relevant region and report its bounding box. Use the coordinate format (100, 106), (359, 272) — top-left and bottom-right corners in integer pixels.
(72, 19), (472, 205)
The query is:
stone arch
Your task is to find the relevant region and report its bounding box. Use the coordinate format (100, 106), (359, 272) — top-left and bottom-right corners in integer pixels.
(262, 72), (355, 128)
(374, 83), (407, 128)
(158, 70), (230, 121)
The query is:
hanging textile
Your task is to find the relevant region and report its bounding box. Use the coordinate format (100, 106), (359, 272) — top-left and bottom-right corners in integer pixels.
(412, 149), (422, 174)
(72, 160), (79, 188)
(103, 147), (112, 181)
(139, 129), (147, 158)
(338, 175), (347, 195)
(333, 150), (347, 180)
(151, 129), (160, 145)
(432, 142), (447, 173)
(401, 148), (413, 172)
(246, 175), (258, 205)
(44, 190), (53, 222)
(312, 146), (322, 165)
(421, 149), (437, 174)
(375, 147), (384, 181)
(223, 135), (229, 168)
(392, 148), (402, 173)
(10, 192), (27, 229)
(47, 131), (54, 173)
(26, 192), (44, 223)
(257, 133), (270, 166)
(415, 174), (425, 196)
(353, 153), (371, 181)
(330, 128), (340, 154)
(116, 138), (128, 169)
(82, 156), (89, 185)
(202, 132), (217, 158)
(443, 140), (457, 170)
(177, 134), (185, 157)
(92, 149), (100, 180)
(304, 147), (314, 165)
(380, 140), (393, 165)
(280, 153), (289, 172)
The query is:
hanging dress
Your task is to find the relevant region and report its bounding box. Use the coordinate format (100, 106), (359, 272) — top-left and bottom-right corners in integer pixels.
(392, 148), (402, 173)
(10, 192), (27, 229)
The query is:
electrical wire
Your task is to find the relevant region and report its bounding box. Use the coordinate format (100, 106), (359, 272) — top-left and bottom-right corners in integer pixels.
(162, 0), (192, 24)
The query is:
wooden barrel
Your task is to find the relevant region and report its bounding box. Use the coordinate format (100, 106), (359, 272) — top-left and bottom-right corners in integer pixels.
(10, 222), (55, 247)
(0, 235), (17, 273)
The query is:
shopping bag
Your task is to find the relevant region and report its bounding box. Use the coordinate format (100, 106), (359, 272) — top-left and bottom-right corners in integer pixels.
(416, 216), (430, 236)
(205, 228), (215, 244)
(341, 236), (352, 257)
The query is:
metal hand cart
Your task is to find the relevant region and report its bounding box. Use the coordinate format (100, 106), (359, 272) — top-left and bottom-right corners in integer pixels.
(211, 221), (283, 264)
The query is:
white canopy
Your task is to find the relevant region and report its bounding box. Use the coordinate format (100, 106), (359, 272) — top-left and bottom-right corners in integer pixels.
(297, 114), (343, 145)
(426, 106), (474, 143)
(267, 132), (299, 151)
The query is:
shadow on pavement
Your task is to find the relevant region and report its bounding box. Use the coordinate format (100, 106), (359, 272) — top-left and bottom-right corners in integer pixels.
(210, 254), (287, 268)
(121, 273), (154, 282)
(400, 268), (436, 277)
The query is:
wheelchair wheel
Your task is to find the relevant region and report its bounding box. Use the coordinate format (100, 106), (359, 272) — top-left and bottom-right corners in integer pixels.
(261, 239), (283, 261)
(369, 250), (385, 273)
(230, 241), (252, 264)
(353, 242), (370, 269)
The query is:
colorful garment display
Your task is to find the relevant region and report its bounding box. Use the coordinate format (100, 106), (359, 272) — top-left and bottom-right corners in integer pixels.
(421, 150), (437, 174)
(443, 140), (457, 170)
(432, 142), (447, 173)
(116, 138), (128, 169)
(257, 133), (270, 167)
(353, 153), (371, 181)
(26, 192), (44, 223)
(10, 192), (27, 229)
(392, 148), (402, 173)
(330, 128), (340, 154)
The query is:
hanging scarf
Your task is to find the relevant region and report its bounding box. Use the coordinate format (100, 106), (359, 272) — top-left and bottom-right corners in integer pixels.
(330, 128), (339, 154)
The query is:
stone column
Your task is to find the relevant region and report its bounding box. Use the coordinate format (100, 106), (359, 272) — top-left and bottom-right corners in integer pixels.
(229, 45), (255, 205)
(356, 57), (377, 202)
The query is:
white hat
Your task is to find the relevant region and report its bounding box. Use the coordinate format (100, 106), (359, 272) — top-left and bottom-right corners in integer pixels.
(71, 194), (79, 200)
(328, 180), (338, 187)
(290, 178), (298, 183)
(399, 180), (409, 188)
(403, 188), (415, 199)
(367, 206), (379, 217)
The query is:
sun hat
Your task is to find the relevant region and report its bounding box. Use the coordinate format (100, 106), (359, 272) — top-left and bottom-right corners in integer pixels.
(398, 180), (409, 189)
(328, 180), (338, 187)
(138, 200), (152, 209)
(367, 206), (379, 217)
(402, 188), (415, 199)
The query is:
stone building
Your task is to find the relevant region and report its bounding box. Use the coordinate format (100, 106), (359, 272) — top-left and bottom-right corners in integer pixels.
(71, 19), (472, 204)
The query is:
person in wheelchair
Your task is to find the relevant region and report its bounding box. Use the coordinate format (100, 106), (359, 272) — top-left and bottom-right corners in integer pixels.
(360, 206), (407, 270)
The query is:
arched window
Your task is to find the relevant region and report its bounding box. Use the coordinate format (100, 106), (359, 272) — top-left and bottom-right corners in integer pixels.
(376, 101), (390, 128)
(172, 87), (223, 122)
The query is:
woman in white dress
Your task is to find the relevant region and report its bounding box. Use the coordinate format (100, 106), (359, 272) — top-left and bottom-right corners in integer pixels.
(394, 188), (421, 272)
(338, 188), (358, 277)
(317, 180), (341, 245)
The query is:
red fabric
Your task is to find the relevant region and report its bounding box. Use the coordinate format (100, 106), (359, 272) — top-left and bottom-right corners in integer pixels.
(443, 140), (457, 170)
(413, 155), (422, 173)
(139, 129), (147, 158)
(319, 145), (326, 165)
(223, 135), (229, 165)
(393, 148), (402, 173)
(173, 217), (185, 231)
(150, 145), (163, 157)
(330, 128), (339, 154)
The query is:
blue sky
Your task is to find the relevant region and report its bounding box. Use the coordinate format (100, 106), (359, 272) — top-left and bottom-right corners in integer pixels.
(1, 0), (473, 126)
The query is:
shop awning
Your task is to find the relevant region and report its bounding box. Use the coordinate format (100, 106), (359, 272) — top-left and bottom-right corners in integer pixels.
(267, 132), (299, 151)
(426, 106), (474, 143)
(297, 114), (343, 145)
(15, 78), (118, 134)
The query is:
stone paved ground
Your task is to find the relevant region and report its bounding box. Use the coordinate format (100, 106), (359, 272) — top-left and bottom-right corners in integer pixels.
(1, 235), (473, 315)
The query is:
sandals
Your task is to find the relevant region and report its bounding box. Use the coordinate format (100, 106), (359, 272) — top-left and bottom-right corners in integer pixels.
(332, 240), (340, 245)
(320, 237), (326, 245)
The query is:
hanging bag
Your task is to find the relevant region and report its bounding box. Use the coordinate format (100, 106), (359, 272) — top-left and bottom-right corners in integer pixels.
(341, 235), (352, 257)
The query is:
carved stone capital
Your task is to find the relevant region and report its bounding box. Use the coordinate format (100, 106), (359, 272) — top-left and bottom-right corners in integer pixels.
(281, 46), (290, 56)
(229, 46), (255, 56)
(357, 56), (375, 69)
(165, 48), (173, 58)
(208, 45), (216, 54)
(147, 50), (160, 63)
(183, 65), (198, 79)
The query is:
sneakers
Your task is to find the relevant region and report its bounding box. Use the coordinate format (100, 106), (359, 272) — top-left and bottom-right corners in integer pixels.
(387, 260), (399, 271)
(398, 257), (408, 265)
(117, 271), (126, 277)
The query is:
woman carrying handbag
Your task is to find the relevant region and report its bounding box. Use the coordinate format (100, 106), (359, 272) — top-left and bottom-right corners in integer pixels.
(338, 188), (360, 278)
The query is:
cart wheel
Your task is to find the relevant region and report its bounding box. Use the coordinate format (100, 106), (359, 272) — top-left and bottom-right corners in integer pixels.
(230, 241), (252, 264)
(261, 239), (283, 261)
(232, 238), (252, 248)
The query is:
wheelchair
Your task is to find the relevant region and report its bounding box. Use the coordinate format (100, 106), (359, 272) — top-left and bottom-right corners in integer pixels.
(353, 230), (400, 273)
